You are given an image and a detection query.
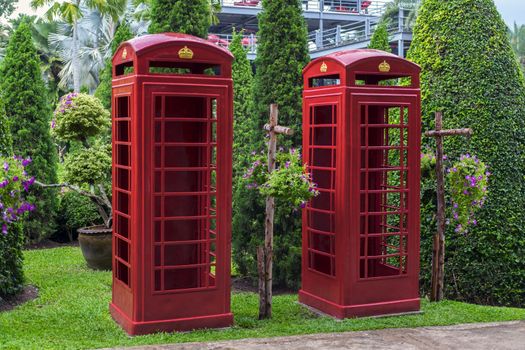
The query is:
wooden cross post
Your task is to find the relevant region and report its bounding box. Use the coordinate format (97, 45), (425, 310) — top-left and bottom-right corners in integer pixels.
(424, 112), (472, 302)
(257, 104), (293, 319)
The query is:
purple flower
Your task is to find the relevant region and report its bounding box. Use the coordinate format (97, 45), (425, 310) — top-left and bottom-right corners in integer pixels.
(3, 162), (9, 171)
(22, 158), (32, 167)
(300, 201), (306, 209)
(1, 224), (7, 235)
(51, 119), (56, 129)
(285, 161), (291, 169)
(443, 155), (448, 160)
(12, 176), (18, 182)
(472, 219), (477, 226)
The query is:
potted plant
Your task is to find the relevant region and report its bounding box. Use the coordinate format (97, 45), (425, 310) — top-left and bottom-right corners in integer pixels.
(38, 93), (112, 270)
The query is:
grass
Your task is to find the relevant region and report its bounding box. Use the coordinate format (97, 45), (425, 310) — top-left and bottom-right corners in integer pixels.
(0, 247), (524, 350)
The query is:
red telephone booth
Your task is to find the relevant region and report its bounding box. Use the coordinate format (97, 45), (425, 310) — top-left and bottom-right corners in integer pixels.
(109, 33), (234, 335)
(300, 49), (422, 318)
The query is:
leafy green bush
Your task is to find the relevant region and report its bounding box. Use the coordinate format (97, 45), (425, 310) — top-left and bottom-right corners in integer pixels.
(368, 21), (391, 52)
(54, 191), (102, 242)
(52, 93), (110, 143)
(63, 142), (111, 186)
(408, 0), (525, 306)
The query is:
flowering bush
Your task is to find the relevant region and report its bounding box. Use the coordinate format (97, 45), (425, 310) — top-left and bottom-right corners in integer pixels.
(0, 156), (36, 235)
(52, 93), (110, 142)
(243, 148), (319, 208)
(447, 154), (490, 234)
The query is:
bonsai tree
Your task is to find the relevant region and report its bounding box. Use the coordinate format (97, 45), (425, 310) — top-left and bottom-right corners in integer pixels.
(38, 93), (112, 228)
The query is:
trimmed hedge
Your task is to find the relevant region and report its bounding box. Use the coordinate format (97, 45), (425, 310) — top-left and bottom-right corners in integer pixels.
(53, 191), (102, 242)
(408, 0), (525, 306)
(149, 0), (210, 38)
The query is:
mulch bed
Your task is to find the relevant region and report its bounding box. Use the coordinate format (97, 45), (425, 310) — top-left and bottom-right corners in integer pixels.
(232, 277), (294, 295)
(0, 285), (39, 313)
(25, 239), (79, 250)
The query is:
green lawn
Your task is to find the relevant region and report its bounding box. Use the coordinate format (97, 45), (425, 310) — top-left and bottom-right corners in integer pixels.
(1, 247), (524, 350)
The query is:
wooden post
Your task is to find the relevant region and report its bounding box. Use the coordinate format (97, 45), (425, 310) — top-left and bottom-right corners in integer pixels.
(258, 104), (293, 319)
(424, 112), (472, 302)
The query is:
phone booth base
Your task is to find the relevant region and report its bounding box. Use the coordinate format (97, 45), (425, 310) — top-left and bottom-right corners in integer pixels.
(299, 291), (420, 318)
(110, 304), (233, 335)
(300, 49), (422, 319)
(110, 33), (234, 335)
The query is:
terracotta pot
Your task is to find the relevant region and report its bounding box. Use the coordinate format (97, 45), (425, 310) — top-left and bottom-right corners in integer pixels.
(78, 225), (112, 271)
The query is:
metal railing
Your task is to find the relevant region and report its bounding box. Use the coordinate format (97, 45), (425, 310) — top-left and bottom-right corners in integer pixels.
(219, 0), (394, 16)
(210, 6), (416, 54)
(307, 15), (411, 52)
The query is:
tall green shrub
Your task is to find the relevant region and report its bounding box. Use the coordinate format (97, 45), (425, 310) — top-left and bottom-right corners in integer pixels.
(0, 21), (58, 242)
(95, 22), (133, 110)
(254, 0), (309, 146)
(230, 30), (258, 178)
(149, 0), (211, 38)
(232, 0), (309, 289)
(408, 0), (525, 306)
(368, 21), (391, 52)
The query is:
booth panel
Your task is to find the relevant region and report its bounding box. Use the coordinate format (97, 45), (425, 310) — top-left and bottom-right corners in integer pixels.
(301, 94), (343, 305)
(348, 93), (420, 306)
(152, 93), (218, 294)
(113, 93), (133, 290)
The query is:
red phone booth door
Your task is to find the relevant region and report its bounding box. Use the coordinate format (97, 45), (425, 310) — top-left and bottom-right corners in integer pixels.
(303, 93), (342, 302)
(350, 94), (420, 304)
(142, 84), (228, 321)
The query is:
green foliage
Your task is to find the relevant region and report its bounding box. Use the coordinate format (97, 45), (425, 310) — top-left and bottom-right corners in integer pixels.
(63, 141), (111, 186)
(0, 99), (12, 154)
(149, 0), (211, 38)
(243, 149), (318, 208)
(95, 22), (133, 110)
(54, 191), (102, 242)
(230, 29), (258, 179)
(408, 0), (525, 306)
(368, 21), (391, 52)
(254, 0), (309, 146)
(2, 247), (525, 348)
(0, 21), (58, 242)
(52, 93), (110, 143)
(0, 224), (23, 298)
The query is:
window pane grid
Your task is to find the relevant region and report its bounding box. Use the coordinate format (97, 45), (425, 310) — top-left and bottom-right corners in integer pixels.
(359, 105), (409, 279)
(153, 95), (218, 292)
(306, 104), (337, 277)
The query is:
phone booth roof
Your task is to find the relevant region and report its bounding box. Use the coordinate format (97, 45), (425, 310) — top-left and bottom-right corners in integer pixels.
(303, 49), (420, 87)
(112, 33), (234, 77)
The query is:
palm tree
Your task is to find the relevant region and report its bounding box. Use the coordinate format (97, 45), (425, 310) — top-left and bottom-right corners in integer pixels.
(381, 0), (420, 32)
(31, 0), (126, 92)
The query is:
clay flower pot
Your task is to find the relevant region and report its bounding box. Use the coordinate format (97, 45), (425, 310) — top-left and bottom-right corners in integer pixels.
(78, 225), (112, 271)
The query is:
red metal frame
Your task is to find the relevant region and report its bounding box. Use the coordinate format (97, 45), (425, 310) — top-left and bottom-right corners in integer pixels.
(110, 33), (234, 335)
(300, 49), (422, 318)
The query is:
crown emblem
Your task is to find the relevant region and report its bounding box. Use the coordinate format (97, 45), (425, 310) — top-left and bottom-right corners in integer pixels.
(178, 46), (194, 59)
(378, 60), (391, 72)
(121, 48), (127, 59)
(320, 62), (328, 73)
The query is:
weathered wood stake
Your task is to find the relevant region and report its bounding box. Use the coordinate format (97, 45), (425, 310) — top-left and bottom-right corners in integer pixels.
(424, 111), (472, 302)
(258, 104), (293, 319)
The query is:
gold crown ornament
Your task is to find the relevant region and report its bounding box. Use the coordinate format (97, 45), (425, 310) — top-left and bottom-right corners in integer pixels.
(178, 46), (194, 59)
(121, 48), (127, 60)
(320, 61), (328, 73)
(378, 60), (391, 72)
